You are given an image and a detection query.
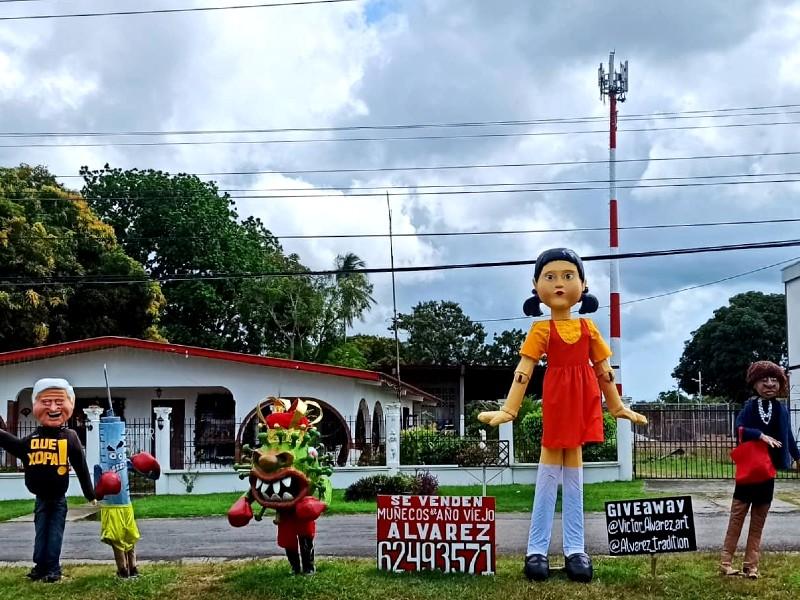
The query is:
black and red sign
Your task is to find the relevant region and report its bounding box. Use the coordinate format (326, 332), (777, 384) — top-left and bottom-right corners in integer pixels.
(377, 495), (495, 575)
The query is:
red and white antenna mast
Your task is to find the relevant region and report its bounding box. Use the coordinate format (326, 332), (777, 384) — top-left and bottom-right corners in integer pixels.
(598, 51), (629, 395)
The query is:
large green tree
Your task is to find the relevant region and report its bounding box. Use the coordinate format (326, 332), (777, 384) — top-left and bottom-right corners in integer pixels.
(304, 253), (376, 362)
(334, 252), (375, 341)
(672, 291), (787, 403)
(395, 300), (487, 365)
(0, 164), (164, 351)
(348, 334), (402, 370)
(483, 328), (526, 366)
(81, 165), (294, 353)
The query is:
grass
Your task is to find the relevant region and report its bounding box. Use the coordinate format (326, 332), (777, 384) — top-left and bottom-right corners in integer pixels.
(0, 481), (658, 522)
(0, 554), (797, 600)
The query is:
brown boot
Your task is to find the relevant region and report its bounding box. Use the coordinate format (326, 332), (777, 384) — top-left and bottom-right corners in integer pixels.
(743, 502), (770, 578)
(720, 499), (748, 575)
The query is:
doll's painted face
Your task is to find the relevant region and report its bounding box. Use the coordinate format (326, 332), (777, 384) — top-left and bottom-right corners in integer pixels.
(33, 388), (74, 428)
(534, 260), (585, 312)
(754, 377), (780, 399)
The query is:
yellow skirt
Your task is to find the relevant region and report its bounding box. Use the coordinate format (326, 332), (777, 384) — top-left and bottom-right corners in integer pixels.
(100, 504), (141, 552)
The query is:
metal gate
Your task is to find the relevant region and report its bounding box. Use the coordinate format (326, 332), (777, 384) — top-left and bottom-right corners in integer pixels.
(633, 404), (800, 479)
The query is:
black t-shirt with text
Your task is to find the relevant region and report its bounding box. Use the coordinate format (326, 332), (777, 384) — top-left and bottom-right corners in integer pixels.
(0, 426), (95, 501)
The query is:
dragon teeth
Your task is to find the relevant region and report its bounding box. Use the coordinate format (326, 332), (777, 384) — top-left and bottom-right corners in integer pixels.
(281, 476), (292, 488)
(282, 492), (294, 501)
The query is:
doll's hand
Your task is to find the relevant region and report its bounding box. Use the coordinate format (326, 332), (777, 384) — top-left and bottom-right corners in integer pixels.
(478, 409), (515, 427)
(759, 434), (782, 448)
(613, 407), (648, 426)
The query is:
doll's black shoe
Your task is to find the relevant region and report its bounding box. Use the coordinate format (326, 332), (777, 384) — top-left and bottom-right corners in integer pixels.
(26, 567), (44, 581)
(523, 554), (550, 581)
(565, 552), (593, 583)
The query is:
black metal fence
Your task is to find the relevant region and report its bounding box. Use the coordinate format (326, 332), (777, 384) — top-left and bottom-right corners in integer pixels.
(178, 415), (389, 470)
(633, 404), (800, 480)
(0, 422), (38, 471)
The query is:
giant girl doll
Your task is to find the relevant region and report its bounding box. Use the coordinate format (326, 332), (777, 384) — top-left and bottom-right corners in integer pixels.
(479, 248), (647, 583)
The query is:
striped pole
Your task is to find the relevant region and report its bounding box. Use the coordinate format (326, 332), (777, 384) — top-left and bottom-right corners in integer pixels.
(599, 51), (628, 396)
(609, 88), (622, 395)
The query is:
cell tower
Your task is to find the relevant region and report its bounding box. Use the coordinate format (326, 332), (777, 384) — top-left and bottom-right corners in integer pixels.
(598, 51), (628, 395)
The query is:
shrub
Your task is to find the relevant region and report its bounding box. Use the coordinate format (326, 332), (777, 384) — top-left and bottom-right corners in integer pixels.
(465, 401), (500, 439)
(515, 404), (617, 463)
(410, 470), (439, 496)
(343, 473), (414, 501)
(582, 412), (618, 462)
(401, 425), (462, 465)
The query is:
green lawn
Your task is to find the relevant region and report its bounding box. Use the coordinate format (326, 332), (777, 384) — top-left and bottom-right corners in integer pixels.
(0, 554), (797, 600)
(0, 481), (657, 522)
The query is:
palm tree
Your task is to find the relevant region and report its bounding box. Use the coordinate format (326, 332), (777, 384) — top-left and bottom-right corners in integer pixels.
(334, 252), (375, 341)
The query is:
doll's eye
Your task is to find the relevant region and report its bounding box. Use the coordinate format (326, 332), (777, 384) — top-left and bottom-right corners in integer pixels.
(108, 451), (117, 460)
(544, 273), (555, 280)
(564, 273), (575, 280)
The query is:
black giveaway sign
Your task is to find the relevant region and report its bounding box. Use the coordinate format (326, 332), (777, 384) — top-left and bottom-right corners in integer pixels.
(605, 495), (697, 556)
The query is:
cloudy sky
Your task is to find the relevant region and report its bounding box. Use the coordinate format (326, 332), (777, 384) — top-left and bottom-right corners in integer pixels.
(2, 0), (800, 401)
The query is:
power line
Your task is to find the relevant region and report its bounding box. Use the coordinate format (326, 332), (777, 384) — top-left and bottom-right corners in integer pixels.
(2, 238), (799, 287)
(6, 119), (800, 148)
(211, 169), (800, 193)
(53, 149), (800, 178)
(475, 256), (799, 323)
(0, 0), (357, 21)
(15, 174), (800, 204)
(18, 169), (800, 201)
(4, 105), (800, 138)
(6, 217), (800, 243)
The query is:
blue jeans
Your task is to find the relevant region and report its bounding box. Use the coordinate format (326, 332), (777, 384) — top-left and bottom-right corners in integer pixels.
(33, 496), (67, 576)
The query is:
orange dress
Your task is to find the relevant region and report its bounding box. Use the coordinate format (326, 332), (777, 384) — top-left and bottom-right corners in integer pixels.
(522, 319), (606, 448)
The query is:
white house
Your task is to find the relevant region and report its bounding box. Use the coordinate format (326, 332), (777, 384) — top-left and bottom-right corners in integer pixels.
(0, 336), (437, 498)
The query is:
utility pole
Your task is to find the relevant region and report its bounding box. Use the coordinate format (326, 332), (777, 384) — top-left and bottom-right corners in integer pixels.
(598, 51), (629, 395)
(693, 371), (703, 402)
(386, 193), (402, 395)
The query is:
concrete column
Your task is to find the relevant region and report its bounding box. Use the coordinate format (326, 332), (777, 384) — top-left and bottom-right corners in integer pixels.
(384, 402), (401, 473)
(82, 406), (104, 470)
(498, 420), (515, 466)
(153, 406), (172, 494)
(616, 418), (633, 481)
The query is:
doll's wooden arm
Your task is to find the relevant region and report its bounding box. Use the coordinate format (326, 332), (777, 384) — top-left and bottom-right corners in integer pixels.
(593, 359), (648, 425)
(478, 355), (536, 427)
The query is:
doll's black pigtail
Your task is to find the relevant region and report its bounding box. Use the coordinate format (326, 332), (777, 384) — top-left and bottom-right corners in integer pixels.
(577, 287), (599, 314)
(523, 291), (543, 317)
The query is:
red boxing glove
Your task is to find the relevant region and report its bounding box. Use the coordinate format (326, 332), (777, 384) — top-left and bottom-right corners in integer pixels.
(295, 496), (327, 521)
(227, 497), (254, 528)
(94, 471), (122, 500)
(131, 452), (161, 480)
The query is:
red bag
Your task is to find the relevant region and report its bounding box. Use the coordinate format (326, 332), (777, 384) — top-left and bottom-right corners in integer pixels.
(730, 428), (776, 484)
